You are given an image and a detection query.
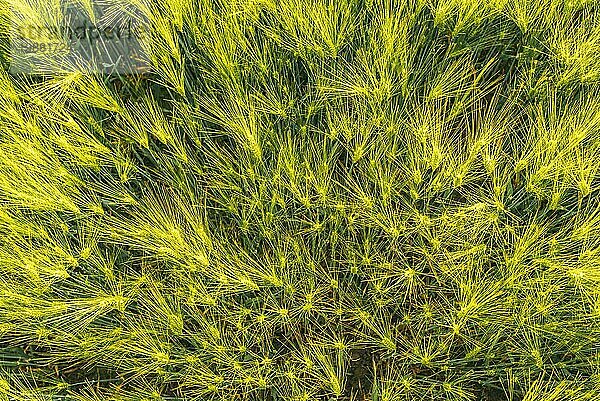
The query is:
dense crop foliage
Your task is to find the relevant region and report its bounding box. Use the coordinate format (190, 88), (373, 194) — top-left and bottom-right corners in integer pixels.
(2, 0), (600, 400)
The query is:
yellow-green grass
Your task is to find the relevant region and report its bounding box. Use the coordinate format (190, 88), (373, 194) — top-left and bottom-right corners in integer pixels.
(1, 0), (600, 400)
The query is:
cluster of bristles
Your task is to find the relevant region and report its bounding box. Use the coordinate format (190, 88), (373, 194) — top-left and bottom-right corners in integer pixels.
(1, 0), (600, 400)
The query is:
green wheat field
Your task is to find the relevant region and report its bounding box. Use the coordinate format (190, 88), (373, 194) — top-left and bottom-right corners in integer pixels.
(1, 0), (600, 400)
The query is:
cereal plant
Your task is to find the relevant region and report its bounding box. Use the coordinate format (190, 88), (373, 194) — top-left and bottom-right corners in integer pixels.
(1, 0), (600, 400)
